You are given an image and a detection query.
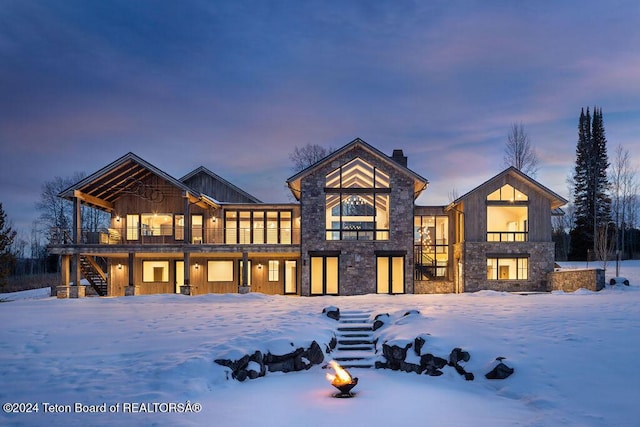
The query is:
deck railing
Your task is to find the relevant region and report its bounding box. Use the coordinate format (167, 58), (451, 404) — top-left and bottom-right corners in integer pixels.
(49, 227), (301, 246)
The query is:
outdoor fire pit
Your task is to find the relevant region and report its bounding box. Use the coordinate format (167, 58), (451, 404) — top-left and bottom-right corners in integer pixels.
(326, 360), (358, 398)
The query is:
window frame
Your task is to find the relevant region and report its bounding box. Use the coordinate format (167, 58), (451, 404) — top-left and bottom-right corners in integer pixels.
(486, 256), (529, 281)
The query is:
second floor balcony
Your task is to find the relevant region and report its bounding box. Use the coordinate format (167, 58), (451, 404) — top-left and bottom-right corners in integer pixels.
(49, 226), (301, 247)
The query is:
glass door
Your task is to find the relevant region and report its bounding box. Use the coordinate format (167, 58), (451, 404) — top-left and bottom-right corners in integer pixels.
(377, 256), (404, 294)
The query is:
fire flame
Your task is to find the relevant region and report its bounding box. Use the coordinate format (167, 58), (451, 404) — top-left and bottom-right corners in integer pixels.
(326, 360), (353, 385)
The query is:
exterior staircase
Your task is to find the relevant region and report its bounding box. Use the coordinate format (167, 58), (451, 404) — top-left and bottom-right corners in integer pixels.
(332, 310), (377, 369)
(79, 255), (108, 296)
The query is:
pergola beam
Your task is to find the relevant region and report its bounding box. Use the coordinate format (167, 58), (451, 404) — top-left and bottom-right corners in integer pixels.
(73, 190), (115, 212)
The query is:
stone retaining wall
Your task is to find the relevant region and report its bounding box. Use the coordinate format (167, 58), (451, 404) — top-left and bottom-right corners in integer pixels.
(548, 268), (605, 292)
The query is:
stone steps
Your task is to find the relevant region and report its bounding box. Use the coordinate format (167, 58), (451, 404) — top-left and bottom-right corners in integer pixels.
(331, 310), (377, 369)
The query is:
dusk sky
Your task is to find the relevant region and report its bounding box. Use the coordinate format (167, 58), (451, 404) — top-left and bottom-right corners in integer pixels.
(2, 0), (640, 236)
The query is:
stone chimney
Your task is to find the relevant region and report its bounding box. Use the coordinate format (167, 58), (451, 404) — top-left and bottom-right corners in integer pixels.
(391, 149), (408, 167)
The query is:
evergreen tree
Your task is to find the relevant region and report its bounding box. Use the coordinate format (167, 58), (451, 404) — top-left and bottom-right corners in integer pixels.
(0, 202), (17, 287)
(569, 107), (611, 260)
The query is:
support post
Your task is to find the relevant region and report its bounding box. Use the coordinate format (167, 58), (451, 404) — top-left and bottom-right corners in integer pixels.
(125, 252), (139, 296)
(180, 252), (195, 295)
(239, 252), (250, 294)
(56, 255), (71, 298)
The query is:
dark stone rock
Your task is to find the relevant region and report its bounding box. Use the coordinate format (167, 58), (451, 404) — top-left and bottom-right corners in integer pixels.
(400, 360), (423, 374)
(233, 354), (250, 372)
(249, 351), (263, 365)
(235, 369), (248, 382)
(382, 342), (412, 370)
(485, 362), (514, 380)
(403, 309), (420, 317)
(327, 336), (337, 352)
(373, 313), (389, 331)
(305, 341), (325, 365)
(214, 358), (233, 368)
(420, 353), (447, 376)
(267, 358), (295, 373)
(414, 336), (426, 356)
(323, 306), (340, 321)
(449, 347), (471, 366)
(375, 360), (388, 369)
(464, 372), (475, 381)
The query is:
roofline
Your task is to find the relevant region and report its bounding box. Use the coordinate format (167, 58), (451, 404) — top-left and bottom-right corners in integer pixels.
(286, 137), (429, 185)
(180, 166), (262, 203)
(447, 166), (568, 211)
(58, 152), (220, 209)
(285, 138), (429, 200)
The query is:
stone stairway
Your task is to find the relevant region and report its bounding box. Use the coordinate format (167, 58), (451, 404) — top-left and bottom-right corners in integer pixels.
(332, 310), (377, 369)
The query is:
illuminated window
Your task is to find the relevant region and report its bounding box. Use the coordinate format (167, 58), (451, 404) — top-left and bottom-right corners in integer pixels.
(224, 210), (293, 244)
(175, 215), (184, 240)
(207, 260), (234, 282)
(142, 261), (169, 282)
(126, 214), (139, 240)
(325, 158), (390, 241)
(487, 257), (528, 280)
(268, 260), (279, 281)
(487, 184), (528, 201)
(414, 215), (448, 280)
(487, 185), (528, 242)
(141, 213), (173, 236)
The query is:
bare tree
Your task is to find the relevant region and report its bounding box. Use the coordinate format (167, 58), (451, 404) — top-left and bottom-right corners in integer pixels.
(35, 172), (108, 242)
(594, 223), (615, 270)
(610, 145), (638, 252)
(289, 144), (332, 173)
(35, 174), (83, 235)
(503, 122), (539, 176)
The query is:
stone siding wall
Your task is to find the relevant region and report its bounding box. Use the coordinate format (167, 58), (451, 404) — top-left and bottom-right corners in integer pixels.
(463, 242), (555, 292)
(548, 268), (605, 292)
(299, 147), (416, 295)
(414, 280), (455, 294)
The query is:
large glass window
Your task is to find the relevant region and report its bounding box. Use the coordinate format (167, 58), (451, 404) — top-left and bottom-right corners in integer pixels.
(126, 214), (139, 240)
(142, 261), (169, 282)
(487, 257), (528, 280)
(268, 260), (279, 281)
(207, 260), (234, 282)
(141, 214), (173, 236)
(191, 214), (203, 244)
(487, 184), (528, 242)
(325, 158), (390, 241)
(414, 215), (448, 280)
(224, 210), (293, 244)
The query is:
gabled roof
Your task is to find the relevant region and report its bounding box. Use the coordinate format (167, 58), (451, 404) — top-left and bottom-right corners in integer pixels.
(447, 166), (568, 211)
(180, 166), (262, 203)
(286, 138), (429, 200)
(58, 153), (219, 212)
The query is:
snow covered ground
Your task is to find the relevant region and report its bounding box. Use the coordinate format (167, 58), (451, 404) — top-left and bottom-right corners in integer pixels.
(1, 261), (640, 427)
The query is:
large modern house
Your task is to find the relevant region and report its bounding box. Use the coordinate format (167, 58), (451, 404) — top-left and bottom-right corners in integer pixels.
(49, 138), (568, 297)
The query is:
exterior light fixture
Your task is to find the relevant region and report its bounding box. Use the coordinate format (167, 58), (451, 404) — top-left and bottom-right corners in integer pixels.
(258, 263), (262, 269)
(194, 263), (199, 270)
(116, 215), (121, 222)
(117, 263), (123, 270)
